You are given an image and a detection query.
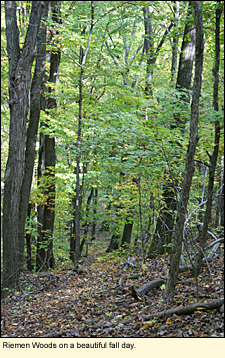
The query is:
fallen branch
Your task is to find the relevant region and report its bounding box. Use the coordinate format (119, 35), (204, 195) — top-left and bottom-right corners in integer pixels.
(190, 237), (224, 262)
(207, 242), (221, 260)
(136, 279), (165, 295)
(141, 298), (224, 321)
(206, 237), (224, 249)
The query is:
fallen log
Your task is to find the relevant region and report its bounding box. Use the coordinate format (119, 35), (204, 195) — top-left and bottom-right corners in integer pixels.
(141, 298), (224, 321)
(136, 278), (165, 295)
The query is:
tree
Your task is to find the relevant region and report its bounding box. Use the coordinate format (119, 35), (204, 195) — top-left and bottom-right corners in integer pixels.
(18, 1), (49, 269)
(148, 2), (196, 259)
(36, 1), (61, 271)
(74, 1), (94, 270)
(174, 1), (196, 131)
(3, 1), (44, 292)
(143, 5), (174, 96)
(164, 0), (204, 300)
(193, 0), (222, 276)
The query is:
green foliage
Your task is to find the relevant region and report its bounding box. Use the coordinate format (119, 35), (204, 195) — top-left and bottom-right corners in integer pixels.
(1, 1), (224, 267)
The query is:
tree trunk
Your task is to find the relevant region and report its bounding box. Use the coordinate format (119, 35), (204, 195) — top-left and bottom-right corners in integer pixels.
(121, 222), (133, 247)
(193, 1), (222, 276)
(220, 172), (224, 227)
(143, 6), (154, 97)
(36, 1), (61, 271)
(176, 2), (196, 94)
(3, 1), (43, 292)
(150, 2), (196, 259)
(164, 1), (204, 299)
(36, 130), (46, 270)
(143, 6), (174, 97)
(18, 1), (49, 268)
(80, 188), (94, 255)
(69, 197), (76, 262)
(74, 1), (94, 270)
(106, 233), (120, 253)
(174, 1), (196, 130)
(91, 188), (98, 240)
(148, 174), (177, 258)
(144, 5), (180, 258)
(25, 203), (34, 271)
(74, 62), (83, 269)
(41, 134), (56, 270)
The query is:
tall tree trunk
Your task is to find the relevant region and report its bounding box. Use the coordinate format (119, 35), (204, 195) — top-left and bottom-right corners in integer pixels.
(18, 1), (49, 268)
(149, 2), (196, 258)
(143, 6), (154, 97)
(193, 1), (222, 276)
(36, 130), (46, 270)
(3, 1), (43, 292)
(164, 1), (204, 299)
(36, 1), (61, 271)
(74, 55), (84, 269)
(74, 1), (94, 270)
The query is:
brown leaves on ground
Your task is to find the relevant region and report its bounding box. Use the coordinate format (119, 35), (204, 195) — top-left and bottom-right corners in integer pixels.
(1, 243), (224, 338)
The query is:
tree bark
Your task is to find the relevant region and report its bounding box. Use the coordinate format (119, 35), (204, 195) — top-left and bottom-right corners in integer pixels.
(176, 2), (196, 92)
(220, 172), (224, 226)
(25, 203), (34, 271)
(121, 222), (133, 247)
(174, 1), (196, 131)
(193, 1), (222, 276)
(164, 1), (204, 299)
(3, 1), (43, 292)
(148, 175), (176, 258)
(143, 6), (154, 96)
(106, 233), (120, 253)
(91, 188), (98, 240)
(80, 187), (94, 255)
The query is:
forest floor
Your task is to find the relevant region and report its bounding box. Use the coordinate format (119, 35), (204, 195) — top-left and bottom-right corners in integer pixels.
(1, 231), (224, 338)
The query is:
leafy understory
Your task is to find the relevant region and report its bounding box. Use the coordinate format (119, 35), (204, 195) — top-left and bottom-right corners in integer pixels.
(1, 236), (224, 338)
